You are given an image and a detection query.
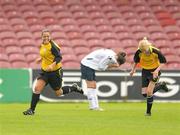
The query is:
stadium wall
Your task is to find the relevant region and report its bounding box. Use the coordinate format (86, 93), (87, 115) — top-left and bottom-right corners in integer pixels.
(0, 69), (180, 103)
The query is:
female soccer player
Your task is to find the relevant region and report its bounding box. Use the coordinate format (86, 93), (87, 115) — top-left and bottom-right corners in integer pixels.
(81, 49), (126, 110)
(130, 37), (169, 116)
(23, 29), (83, 115)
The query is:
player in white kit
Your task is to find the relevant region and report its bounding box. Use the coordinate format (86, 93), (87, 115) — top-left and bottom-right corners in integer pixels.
(81, 49), (126, 110)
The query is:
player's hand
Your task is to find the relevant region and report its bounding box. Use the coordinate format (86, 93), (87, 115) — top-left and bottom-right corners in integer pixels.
(130, 69), (136, 76)
(152, 70), (159, 79)
(35, 57), (41, 64)
(45, 65), (53, 71)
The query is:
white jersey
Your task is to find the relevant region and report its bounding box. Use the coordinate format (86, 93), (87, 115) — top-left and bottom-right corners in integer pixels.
(81, 49), (117, 71)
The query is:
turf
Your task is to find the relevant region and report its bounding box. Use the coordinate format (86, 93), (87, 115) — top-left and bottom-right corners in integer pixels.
(0, 102), (180, 135)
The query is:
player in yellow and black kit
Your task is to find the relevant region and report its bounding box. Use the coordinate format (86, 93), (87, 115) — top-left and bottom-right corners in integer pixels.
(23, 29), (83, 115)
(130, 37), (169, 116)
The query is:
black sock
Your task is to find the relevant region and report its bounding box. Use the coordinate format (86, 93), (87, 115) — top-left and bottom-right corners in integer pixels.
(153, 83), (162, 93)
(62, 86), (76, 94)
(30, 93), (40, 111)
(146, 96), (154, 114)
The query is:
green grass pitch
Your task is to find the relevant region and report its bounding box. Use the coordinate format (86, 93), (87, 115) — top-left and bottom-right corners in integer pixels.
(0, 102), (180, 135)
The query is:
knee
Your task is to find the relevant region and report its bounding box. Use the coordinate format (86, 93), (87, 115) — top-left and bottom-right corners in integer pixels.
(34, 86), (42, 94)
(147, 91), (153, 96)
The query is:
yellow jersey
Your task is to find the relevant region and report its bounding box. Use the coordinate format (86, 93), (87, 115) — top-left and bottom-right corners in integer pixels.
(40, 40), (62, 71)
(133, 46), (166, 70)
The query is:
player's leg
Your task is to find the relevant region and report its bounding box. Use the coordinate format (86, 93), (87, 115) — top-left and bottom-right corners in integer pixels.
(48, 68), (83, 96)
(23, 78), (46, 115)
(81, 64), (102, 110)
(146, 81), (156, 116)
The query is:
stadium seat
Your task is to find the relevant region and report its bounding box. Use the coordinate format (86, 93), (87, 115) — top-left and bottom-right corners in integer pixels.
(57, 12), (73, 20)
(6, 46), (22, 55)
(0, 53), (9, 61)
(66, 31), (83, 40)
(61, 46), (74, 55)
(93, 17), (110, 26)
(106, 12), (122, 20)
(76, 18), (93, 26)
(63, 25), (80, 33)
(0, 24), (13, 32)
(104, 39), (121, 48)
(63, 61), (80, 69)
(26, 53), (39, 62)
(23, 46), (39, 55)
(19, 39), (36, 48)
(36, 5), (52, 13)
(84, 32), (101, 41)
(71, 39), (88, 47)
(12, 61), (28, 68)
(80, 24), (97, 33)
(0, 61), (11, 68)
(109, 18), (126, 26)
(74, 46), (90, 55)
(69, 4), (85, 13)
(9, 53), (26, 62)
(73, 11), (89, 19)
(97, 25), (113, 33)
(88, 39), (104, 49)
(16, 0), (32, 6)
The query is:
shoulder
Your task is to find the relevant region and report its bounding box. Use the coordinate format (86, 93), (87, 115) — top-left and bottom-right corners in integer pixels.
(50, 40), (60, 50)
(151, 46), (160, 54)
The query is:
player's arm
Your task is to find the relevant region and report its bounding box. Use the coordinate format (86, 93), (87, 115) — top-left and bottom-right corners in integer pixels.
(152, 49), (167, 78)
(107, 63), (119, 69)
(46, 42), (62, 71)
(35, 57), (42, 64)
(130, 50), (140, 76)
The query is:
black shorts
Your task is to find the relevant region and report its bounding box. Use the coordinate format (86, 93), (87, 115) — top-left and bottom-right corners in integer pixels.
(37, 68), (63, 91)
(81, 64), (96, 81)
(142, 68), (161, 88)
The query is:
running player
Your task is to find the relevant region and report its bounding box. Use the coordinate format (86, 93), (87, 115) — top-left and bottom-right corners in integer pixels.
(130, 37), (169, 116)
(23, 29), (83, 115)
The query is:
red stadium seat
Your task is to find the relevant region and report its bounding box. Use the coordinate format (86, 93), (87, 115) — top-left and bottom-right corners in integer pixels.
(97, 25), (113, 33)
(71, 39), (88, 47)
(104, 39), (121, 48)
(69, 4), (85, 13)
(26, 53), (39, 62)
(63, 61), (80, 69)
(76, 18), (93, 26)
(9, 53), (26, 62)
(6, 46), (22, 55)
(113, 25), (130, 33)
(74, 46), (90, 55)
(86, 4), (101, 13)
(106, 12), (122, 20)
(80, 24), (97, 33)
(23, 46), (39, 55)
(56, 12), (73, 20)
(0, 61), (11, 68)
(73, 11), (89, 19)
(0, 24), (13, 32)
(16, 0), (32, 6)
(88, 39), (104, 49)
(63, 25), (80, 33)
(12, 61), (28, 68)
(84, 32), (101, 40)
(36, 5), (52, 13)
(0, 54), (9, 61)
(61, 46), (74, 55)
(17, 32), (33, 40)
